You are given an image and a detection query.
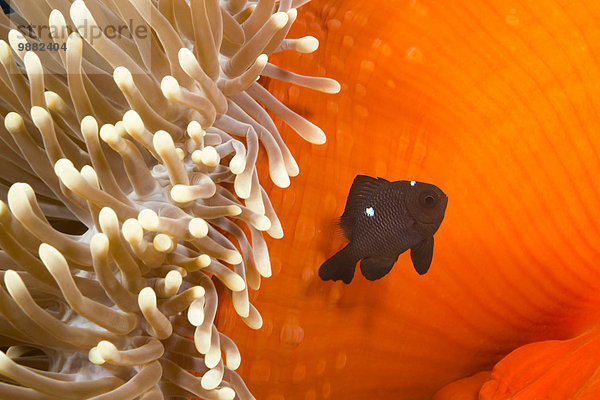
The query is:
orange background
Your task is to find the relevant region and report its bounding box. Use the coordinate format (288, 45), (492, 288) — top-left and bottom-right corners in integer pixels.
(218, 1), (600, 398)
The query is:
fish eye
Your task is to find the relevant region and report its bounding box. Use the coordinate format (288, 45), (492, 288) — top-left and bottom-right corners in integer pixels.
(419, 191), (438, 208)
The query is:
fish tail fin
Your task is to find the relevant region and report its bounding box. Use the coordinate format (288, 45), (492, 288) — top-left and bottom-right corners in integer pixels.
(318, 245), (356, 284)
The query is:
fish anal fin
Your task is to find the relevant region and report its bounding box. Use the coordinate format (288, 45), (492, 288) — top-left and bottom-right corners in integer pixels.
(359, 256), (397, 281)
(410, 237), (434, 275)
(339, 175), (388, 238)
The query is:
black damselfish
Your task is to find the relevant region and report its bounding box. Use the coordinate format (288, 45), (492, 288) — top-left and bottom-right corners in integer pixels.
(318, 175), (448, 284)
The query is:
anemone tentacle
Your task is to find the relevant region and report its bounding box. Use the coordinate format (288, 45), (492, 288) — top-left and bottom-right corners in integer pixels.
(0, 0), (338, 398)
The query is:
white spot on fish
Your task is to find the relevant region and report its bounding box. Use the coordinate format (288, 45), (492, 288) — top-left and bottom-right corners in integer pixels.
(410, 181), (416, 186)
(365, 207), (374, 217)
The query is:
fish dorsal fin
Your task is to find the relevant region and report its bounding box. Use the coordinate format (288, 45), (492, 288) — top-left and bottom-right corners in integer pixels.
(339, 175), (388, 239)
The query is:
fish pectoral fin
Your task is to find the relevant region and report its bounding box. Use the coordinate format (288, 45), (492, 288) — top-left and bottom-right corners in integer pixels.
(359, 256), (397, 281)
(410, 237), (434, 275)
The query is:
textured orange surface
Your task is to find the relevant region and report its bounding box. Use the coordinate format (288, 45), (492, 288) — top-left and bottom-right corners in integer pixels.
(433, 371), (491, 400)
(478, 325), (600, 399)
(218, 0), (600, 398)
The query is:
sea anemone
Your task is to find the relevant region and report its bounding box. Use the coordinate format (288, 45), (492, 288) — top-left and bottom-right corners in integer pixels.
(0, 0), (338, 398)
(218, 0), (600, 399)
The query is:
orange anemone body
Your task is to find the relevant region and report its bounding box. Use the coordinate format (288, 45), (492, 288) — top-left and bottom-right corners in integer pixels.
(217, 0), (600, 398)
(479, 325), (600, 399)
